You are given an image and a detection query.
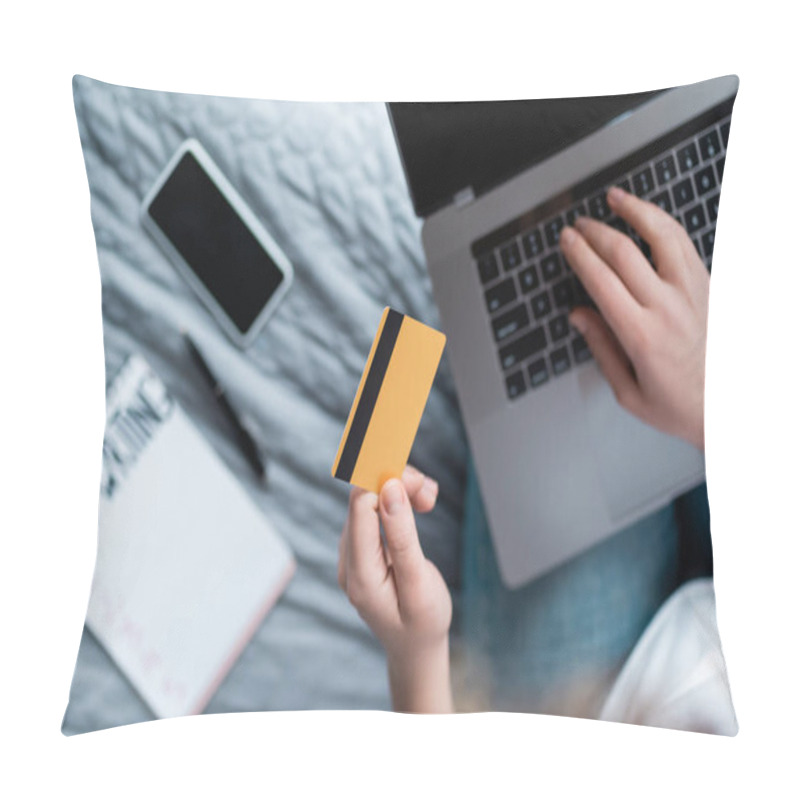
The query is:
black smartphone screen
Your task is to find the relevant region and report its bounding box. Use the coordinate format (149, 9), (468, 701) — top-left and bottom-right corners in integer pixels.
(147, 151), (285, 334)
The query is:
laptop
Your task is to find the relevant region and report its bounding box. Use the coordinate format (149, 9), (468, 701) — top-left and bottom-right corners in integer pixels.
(387, 75), (737, 588)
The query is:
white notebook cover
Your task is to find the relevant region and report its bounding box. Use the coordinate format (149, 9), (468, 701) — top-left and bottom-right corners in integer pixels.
(86, 355), (295, 718)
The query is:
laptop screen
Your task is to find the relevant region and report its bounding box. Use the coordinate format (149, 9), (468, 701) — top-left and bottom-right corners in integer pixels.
(388, 89), (661, 219)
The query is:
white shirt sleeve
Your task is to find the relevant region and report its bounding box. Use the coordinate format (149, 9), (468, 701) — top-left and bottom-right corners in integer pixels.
(599, 578), (738, 735)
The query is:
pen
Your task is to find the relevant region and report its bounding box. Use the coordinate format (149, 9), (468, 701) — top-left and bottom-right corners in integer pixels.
(183, 333), (267, 483)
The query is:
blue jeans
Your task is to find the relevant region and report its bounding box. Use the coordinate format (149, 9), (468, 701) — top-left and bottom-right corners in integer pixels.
(456, 460), (712, 717)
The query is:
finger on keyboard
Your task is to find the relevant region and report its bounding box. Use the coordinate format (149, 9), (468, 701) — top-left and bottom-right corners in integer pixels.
(606, 187), (689, 284)
(559, 224), (645, 354)
(571, 214), (660, 306)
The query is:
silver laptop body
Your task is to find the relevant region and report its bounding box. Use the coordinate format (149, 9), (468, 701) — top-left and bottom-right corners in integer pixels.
(390, 75), (737, 587)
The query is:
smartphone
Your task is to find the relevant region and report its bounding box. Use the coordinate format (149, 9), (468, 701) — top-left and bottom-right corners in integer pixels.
(141, 139), (294, 348)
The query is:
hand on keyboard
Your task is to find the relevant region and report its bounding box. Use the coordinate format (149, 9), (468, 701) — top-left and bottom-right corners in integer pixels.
(560, 186), (709, 451)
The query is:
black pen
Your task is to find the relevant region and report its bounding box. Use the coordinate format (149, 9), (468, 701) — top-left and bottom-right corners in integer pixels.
(183, 333), (267, 483)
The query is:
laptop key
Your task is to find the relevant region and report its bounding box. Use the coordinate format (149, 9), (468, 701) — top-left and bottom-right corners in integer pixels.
(699, 129), (722, 161)
(518, 264), (540, 293)
(706, 193), (720, 222)
(540, 253), (563, 282)
(616, 178), (632, 194)
(553, 278), (575, 309)
(485, 277), (517, 313)
(492, 303), (530, 342)
(716, 155), (725, 182)
(566, 204), (587, 225)
(544, 216), (565, 249)
(677, 142), (700, 173)
(651, 190), (673, 215)
(572, 278), (594, 309)
(500, 240), (522, 271)
(672, 178), (695, 209)
(505, 370), (527, 400)
(528, 358), (549, 388)
(572, 335), (592, 364)
(655, 154), (677, 185)
(477, 252), (499, 284)
(498, 326), (547, 371)
(720, 120), (731, 147)
(684, 204), (707, 235)
(694, 165), (717, 197)
(548, 314), (570, 342)
(531, 291), (552, 320)
(633, 166), (655, 197)
(522, 228), (544, 260)
(701, 229), (715, 260)
(550, 346), (571, 376)
(588, 192), (611, 219)
(608, 217), (631, 237)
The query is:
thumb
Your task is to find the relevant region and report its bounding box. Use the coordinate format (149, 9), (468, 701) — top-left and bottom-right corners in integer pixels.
(570, 308), (642, 415)
(379, 479), (426, 601)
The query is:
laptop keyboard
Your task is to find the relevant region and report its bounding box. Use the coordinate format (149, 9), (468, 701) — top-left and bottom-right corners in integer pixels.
(472, 106), (732, 401)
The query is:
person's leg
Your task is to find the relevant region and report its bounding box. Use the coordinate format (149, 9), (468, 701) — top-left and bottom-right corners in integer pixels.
(673, 481), (713, 583)
(457, 459), (683, 718)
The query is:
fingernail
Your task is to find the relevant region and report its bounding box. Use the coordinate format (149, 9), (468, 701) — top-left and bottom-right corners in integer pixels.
(403, 464), (421, 479)
(573, 216), (588, 232)
(382, 479), (404, 515)
(560, 226), (575, 246)
(608, 186), (625, 205)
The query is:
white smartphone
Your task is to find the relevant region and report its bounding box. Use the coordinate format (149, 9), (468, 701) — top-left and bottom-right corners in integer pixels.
(140, 139), (294, 348)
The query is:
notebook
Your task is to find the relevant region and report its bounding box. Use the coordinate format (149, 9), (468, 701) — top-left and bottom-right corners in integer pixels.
(86, 354), (295, 718)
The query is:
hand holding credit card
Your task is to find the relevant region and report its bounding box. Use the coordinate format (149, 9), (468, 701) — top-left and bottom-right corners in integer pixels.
(332, 308), (446, 493)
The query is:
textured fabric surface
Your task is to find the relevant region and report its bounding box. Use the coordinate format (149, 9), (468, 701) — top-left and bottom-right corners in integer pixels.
(64, 76), (468, 734)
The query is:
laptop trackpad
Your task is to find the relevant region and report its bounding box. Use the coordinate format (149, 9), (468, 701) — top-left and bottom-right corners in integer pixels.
(577, 365), (701, 522)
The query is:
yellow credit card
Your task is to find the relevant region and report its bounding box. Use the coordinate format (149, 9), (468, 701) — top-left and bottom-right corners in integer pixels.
(332, 307), (446, 493)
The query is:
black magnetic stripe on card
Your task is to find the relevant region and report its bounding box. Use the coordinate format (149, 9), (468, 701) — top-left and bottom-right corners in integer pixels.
(335, 309), (405, 483)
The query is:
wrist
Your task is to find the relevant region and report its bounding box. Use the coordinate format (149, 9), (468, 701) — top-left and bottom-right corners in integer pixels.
(386, 636), (453, 714)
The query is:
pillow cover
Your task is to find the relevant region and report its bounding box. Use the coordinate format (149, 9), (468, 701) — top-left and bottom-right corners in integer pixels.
(64, 74), (736, 735)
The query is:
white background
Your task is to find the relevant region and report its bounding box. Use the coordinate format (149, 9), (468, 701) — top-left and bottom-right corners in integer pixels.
(2, 1), (797, 797)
